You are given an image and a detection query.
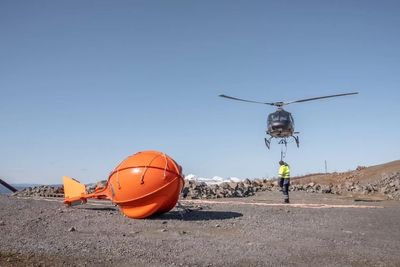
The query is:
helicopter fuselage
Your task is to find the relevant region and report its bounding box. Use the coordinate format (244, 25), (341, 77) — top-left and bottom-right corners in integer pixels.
(266, 109), (295, 138)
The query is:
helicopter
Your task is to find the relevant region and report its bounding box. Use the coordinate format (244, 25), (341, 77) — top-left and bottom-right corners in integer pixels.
(219, 92), (358, 149)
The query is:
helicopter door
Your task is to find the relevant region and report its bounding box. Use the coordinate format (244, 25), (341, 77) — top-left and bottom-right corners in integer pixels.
(288, 113), (294, 129)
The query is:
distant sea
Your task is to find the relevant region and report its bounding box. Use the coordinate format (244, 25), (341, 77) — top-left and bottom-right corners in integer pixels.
(0, 184), (39, 195)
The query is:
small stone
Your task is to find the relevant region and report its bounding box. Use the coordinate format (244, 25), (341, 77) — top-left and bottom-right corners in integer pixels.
(161, 228), (168, 232)
(162, 221), (168, 224)
(68, 227), (76, 232)
(215, 224), (221, 228)
(179, 230), (187, 235)
(0, 221), (5, 226)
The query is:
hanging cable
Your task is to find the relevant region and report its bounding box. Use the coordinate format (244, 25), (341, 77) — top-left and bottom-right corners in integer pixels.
(280, 138), (288, 161)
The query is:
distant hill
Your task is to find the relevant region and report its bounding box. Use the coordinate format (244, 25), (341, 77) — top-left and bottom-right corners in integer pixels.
(292, 160), (400, 185)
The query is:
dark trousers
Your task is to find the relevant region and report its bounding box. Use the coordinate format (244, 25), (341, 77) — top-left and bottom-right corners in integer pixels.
(278, 178), (290, 200)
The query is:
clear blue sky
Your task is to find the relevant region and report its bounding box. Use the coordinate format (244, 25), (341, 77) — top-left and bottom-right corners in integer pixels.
(1, 0), (399, 184)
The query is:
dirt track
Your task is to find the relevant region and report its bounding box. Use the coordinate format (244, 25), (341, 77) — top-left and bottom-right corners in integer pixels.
(1, 192), (400, 267)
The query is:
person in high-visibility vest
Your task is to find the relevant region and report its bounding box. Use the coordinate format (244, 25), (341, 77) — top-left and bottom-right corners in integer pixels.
(278, 160), (291, 203)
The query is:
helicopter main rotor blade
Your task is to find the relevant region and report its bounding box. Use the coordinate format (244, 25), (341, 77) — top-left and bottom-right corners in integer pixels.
(284, 92), (359, 105)
(218, 94), (275, 105)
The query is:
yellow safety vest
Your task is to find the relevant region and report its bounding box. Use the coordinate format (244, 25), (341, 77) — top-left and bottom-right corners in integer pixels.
(279, 165), (290, 179)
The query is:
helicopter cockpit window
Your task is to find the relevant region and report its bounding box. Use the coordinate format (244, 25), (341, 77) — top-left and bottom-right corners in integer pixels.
(268, 114), (277, 123)
(279, 114), (289, 121)
(268, 111), (294, 123)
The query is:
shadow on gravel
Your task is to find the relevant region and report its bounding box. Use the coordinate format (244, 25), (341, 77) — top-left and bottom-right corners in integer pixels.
(78, 207), (117, 211)
(151, 210), (243, 221)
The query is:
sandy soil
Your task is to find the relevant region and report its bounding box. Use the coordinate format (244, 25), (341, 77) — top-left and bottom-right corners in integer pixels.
(1, 191), (400, 267)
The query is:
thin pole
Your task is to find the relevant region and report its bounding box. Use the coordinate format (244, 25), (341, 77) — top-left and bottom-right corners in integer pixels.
(0, 178), (17, 193)
(324, 160), (328, 174)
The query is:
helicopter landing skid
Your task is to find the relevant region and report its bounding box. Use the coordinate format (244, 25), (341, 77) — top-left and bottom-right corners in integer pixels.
(293, 135), (299, 148)
(264, 137), (272, 149)
(265, 135), (300, 149)
(280, 136), (300, 148)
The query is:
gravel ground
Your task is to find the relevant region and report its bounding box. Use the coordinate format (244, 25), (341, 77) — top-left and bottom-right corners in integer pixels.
(1, 192), (400, 267)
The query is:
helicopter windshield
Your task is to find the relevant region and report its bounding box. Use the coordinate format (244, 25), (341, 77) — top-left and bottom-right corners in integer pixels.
(268, 110), (292, 123)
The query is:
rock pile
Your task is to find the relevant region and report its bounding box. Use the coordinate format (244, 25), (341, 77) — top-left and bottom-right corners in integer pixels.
(10, 172), (400, 200)
(371, 172), (400, 200)
(13, 180), (108, 197)
(12, 185), (64, 197)
(181, 172), (400, 200)
(181, 179), (274, 199)
(86, 180), (107, 194)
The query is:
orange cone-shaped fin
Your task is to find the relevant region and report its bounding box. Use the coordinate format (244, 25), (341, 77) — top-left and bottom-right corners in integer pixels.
(63, 176), (86, 199)
(63, 176), (111, 206)
(63, 176), (87, 206)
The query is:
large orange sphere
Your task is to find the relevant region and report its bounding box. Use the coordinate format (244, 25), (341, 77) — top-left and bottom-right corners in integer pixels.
(107, 150), (184, 219)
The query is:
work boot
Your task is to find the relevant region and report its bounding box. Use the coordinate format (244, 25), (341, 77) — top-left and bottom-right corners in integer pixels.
(284, 199), (290, 204)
